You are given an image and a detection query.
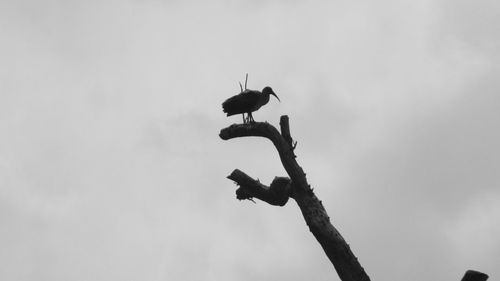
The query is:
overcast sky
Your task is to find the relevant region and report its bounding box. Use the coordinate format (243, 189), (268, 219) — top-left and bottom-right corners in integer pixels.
(1, 1), (499, 280)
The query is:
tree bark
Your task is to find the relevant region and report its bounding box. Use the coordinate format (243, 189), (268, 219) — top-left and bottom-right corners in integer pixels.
(220, 116), (370, 281)
(220, 115), (488, 281)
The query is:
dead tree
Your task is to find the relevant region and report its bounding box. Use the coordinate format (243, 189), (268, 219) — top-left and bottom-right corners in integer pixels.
(220, 115), (488, 281)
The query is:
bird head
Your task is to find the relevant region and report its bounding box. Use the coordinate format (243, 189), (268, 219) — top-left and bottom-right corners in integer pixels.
(262, 87), (280, 102)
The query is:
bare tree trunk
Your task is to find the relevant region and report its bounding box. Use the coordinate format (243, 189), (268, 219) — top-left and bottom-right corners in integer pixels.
(220, 116), (370, 281)
(219, 115), (488, 281)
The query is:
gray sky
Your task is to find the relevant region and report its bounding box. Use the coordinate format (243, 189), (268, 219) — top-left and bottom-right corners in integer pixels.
(1, 1), (499, 280)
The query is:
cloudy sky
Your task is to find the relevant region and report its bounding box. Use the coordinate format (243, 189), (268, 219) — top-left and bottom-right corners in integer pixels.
(1, 0), (499, 280)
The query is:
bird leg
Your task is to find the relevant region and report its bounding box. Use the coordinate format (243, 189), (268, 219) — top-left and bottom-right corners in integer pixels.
(242, 113), (246, 124)
(247, 112), (255, 123)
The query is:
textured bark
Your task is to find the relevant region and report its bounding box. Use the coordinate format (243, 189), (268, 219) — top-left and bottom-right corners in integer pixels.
(220, 116), (370, 281)
(227, 169), (292, 206)
(220, 115), (488, 281)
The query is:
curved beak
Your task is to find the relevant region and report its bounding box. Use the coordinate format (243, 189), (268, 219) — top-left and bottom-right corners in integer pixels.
(271, 91), (280, 102)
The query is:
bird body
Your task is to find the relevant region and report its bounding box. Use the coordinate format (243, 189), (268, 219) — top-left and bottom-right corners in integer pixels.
(222, 87), (279, 123)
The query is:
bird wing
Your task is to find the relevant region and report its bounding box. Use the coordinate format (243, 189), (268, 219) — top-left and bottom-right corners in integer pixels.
(222, 90), (260, 116)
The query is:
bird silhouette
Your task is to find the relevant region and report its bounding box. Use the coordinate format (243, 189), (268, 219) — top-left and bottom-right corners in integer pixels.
(222, 87), (280, 123)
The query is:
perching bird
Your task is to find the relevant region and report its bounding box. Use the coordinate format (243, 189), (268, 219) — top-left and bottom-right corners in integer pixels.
(222, 87), (280, 123)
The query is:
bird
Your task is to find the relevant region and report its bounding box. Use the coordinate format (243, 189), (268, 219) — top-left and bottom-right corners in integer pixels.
(222, 87), (280, 123)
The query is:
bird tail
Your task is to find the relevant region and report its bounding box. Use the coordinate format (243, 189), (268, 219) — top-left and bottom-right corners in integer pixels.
(222, 96), (245, 116)
(222, 104), (237, 116)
